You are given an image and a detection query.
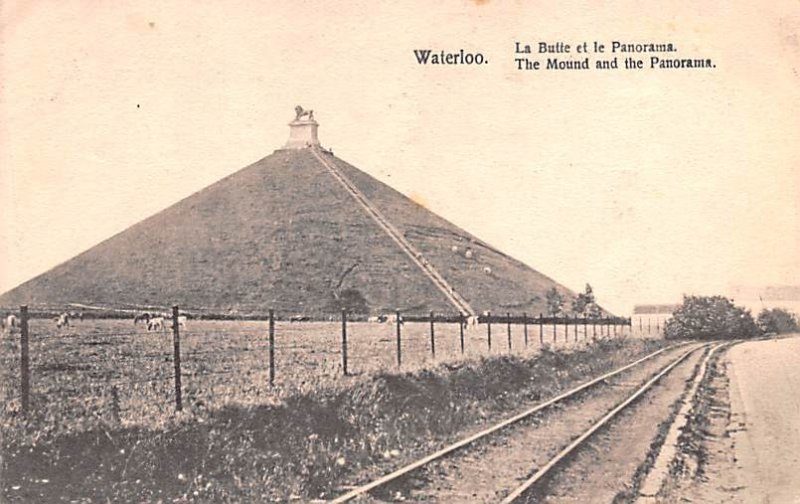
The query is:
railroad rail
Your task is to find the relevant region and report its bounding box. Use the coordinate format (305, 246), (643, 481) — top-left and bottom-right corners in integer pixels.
(500, 341), (727, 502)
(329, 342), (701, 503)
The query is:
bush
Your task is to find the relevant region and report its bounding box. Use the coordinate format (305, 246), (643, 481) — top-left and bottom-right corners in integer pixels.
(664, 295), (759, 340)
(756, 308), (798, 334)
(325, 288), (369, 315)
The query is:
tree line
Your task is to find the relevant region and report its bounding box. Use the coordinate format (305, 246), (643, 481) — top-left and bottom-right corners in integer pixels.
(545, 283), (604, 317)
(664, 295), (798, 340)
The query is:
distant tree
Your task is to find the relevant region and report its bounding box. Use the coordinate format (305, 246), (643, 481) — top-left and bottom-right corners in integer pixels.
(327, 288), (369, 315)
(571, 294), (588, 315)
(325, 263), (368, 315)
(664, 295), (759, 340)
(587, 302), (603, 319)
(572, 283), (600, 317)
(545, 287), (564, 316)
(756, 308), (798, 334)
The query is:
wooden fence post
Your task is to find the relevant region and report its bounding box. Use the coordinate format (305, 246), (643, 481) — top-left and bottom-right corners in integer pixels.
(111, 385), (121, 424)
(523, 312), (528, 347)
(573, 315), (578, 341)
(539, 313), (544, 344)
(268, 309), (275, 386)
(429, 311), (436, 359)
(583, 314), (588, 339)
(564, 315), (569, 343)
(552, 316), (557, 344)
(506, 312), (512, 352)
(396, 310), (402, 367)
(171, 305), (182, 412)
(593, 318), (597, 339)
(341, 310), (348, 376)
(459, 312), (465, 355)
(486, 311), (492, 352)
(19, 305), (30, 416)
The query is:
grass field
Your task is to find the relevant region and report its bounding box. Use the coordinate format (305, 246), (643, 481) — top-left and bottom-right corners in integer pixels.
(0, 318), (631, 435)
(2, 334), (663, 503)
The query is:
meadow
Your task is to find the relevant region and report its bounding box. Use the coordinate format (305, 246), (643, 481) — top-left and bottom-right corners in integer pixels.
(0, 317), (633, 435)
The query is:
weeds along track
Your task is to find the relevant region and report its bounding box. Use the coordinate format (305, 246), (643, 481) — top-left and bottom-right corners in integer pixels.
(329, 342), (704, 503)
(500, 343), (721, 503)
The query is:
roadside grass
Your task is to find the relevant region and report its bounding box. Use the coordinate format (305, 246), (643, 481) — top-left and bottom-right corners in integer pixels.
(666, 354), (724, 482)
(612, 345), (710, 503)
(3, 337), (666, 502)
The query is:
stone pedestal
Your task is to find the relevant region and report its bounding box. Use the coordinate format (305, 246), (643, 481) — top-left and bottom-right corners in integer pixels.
(282, 119), (320, 149)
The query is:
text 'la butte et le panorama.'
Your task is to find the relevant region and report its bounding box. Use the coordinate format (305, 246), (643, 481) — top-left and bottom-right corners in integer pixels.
(412, 41), (716, 71)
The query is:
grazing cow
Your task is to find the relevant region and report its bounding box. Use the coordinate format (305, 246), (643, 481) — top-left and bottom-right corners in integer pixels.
(55, 313), (70, 329)
(483, 266), (492, 274)
(147, 317), (165, 332)
(173, 315), (187, 329)
(289, 315), (309, 322)
(2, 314), (20, 333)
(134, 312), (151, 326)
(388, 314), (404, 326)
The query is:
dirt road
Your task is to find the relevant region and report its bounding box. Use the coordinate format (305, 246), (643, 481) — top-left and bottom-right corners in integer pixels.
(727, 336), (800, 503)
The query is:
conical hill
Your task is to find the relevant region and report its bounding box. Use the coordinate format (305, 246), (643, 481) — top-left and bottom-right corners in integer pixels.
(0, 115), (577, 318)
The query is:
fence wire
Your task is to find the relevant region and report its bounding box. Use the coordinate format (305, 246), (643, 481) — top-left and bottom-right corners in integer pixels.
(2, 310), (636, 427)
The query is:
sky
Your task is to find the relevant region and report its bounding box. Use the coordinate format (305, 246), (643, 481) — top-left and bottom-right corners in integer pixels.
(1, 0), (798, 315)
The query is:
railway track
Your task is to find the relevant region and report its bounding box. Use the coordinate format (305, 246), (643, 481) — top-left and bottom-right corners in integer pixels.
(328, 342), (712, 503)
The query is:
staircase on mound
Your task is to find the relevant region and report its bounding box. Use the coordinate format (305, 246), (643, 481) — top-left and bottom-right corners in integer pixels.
(309, 146), (476, 318)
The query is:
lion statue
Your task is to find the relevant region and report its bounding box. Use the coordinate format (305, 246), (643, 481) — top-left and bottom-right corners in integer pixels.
(294, 105), (314, 121)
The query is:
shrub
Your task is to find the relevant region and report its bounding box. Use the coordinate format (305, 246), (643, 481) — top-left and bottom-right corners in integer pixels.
(756, 308), (798, 334)
(545, 287), (564, 316)
(326, 288), (369, 315)
(664, 295), (759, 340)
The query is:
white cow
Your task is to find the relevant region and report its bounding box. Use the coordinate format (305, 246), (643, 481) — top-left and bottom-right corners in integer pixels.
(2, 314), (20, 333)
(147, 317), (165, 332)
(55, 312), (70, 329)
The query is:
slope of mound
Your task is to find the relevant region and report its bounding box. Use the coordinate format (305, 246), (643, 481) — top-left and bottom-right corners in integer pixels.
(333, 157), (575, 314)
(1, 147), (578, 317)
(0, 150), (454, 316)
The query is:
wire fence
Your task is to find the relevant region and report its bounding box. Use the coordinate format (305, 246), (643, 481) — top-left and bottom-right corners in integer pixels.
(0, 305), (652, 427)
